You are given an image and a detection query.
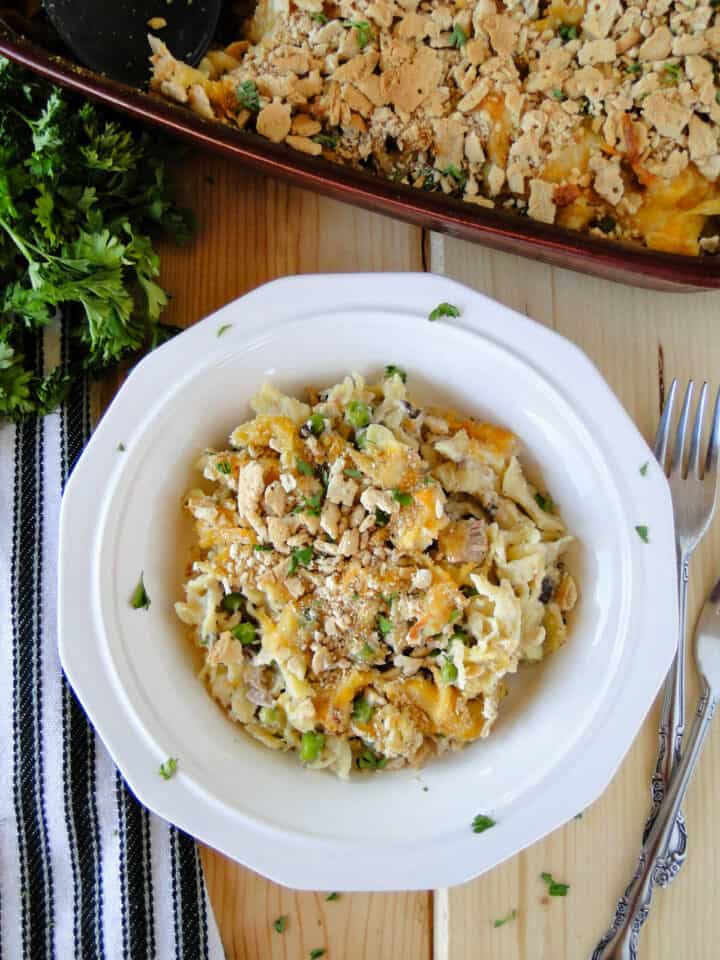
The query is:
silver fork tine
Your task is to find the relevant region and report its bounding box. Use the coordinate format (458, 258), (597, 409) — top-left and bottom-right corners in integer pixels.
(654, 379), (678, 469)
(705, 386), (720, 479)
(688, 382), (708, 480)
(670, 381), (694, 478)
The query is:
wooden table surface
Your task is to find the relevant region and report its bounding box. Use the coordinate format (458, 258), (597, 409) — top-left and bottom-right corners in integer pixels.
(151, 149), (720, 960)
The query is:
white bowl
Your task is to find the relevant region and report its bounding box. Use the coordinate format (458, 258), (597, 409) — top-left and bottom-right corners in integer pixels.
(59, 273), (677, 891)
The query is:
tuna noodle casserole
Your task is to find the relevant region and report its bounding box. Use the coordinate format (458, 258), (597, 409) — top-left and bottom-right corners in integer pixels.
(176, 371), (577, 776)
(150, 0), (720, 255)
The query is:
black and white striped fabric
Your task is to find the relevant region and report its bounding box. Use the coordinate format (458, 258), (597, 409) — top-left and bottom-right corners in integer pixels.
(0, 324), (224, 959)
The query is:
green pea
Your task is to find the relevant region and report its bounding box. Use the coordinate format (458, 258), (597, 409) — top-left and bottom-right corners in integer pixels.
(351, 695), (373, 724)
(232, 622), (257, 645)
(221, 592), (244, 612)
(300, 730), (325, 762)
(345, 401), (371, 429)
(259, 706), (282, 726)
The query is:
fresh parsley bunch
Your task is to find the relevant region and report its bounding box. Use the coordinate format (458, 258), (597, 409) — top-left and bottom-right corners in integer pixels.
(0, 57), (194, 421)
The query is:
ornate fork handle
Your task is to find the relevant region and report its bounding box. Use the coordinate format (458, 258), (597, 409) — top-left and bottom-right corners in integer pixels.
(643, 549), (690, 884)
(591, 689), (716, 960)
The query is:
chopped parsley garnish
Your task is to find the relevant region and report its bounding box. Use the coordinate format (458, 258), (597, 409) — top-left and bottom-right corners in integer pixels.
(344, 19), (373, 49)
(232, 622), (257, 645)
(626, 62), (643, 75)
(217, 323), (232, 337)
(385, 364), (407, 383)
(309, 11), (328, 22)
(259, 706), (282, 726)
(297, 459), (314, 476)
(357, 642), (377, 662)
(541, 872), (570, 897)
(293, 492), (323, 516)
(309, 950), (326, 960)
(440, 657), (458, 684)
(392, 488), (413, 506)
(449, 23), (468, 47)
(273, 915), (288, 933)
(640, 461), (649, 476)
(351, 694), (374, 723)
(663, 63), (682, 84)
(596, 215), (616, 234)
(448, 609), (461, 623)
(444, 163), (467, 187)
(494, 908), (517, 928)
(472, 814), (496, 834)
(378, 615), (393, 637)
(131, 572), (151, 610)
(357, 747), (387, 770)
(236, 79), (260, 112)
(344, 467), (363, 478)
(325, 892), (340, 901)
(307, 413), (325, 436)
(551, 87), (567, 101)
(557, 23), (577, 42)
(375, 507), (390, 527)
(158, 757), (177, 780)
(428, 302), (460, 322)
(300, 730), (325, 762)
(117, 442), (126, 452)
(346, 400), (371, 429)
(312, 133), (338, 149)
(635, 525), (649, 543)
(216, 460), (231, 474)
(534, 492), (554, 512)
(253, 543), (273, 551)
(460, 584), (478, 598)
(289, 546), (313, 573)
(221, 592), (244, 612)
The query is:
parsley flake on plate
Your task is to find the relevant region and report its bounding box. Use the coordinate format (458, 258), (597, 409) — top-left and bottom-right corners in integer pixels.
(472, 814), (496, 834)
(273, 915), (288, 933)
(343, 19), (373, 49)
(640, 461), (649, 476)
(158, 757), (177, 780)
(385, 364), (407, 383)
(378, 615), (393, 637)
(130, 572), (150, 610)
(428, 302), (460, 322)
(635, 525), (650, 543)
(216, 323), (232, 337)
(296, 458), (315, 476)
(449, 23), (467, 47)
(535, 492), (554, 512)
(309, 949), (326, 960)
(325, 892), (340, 902)
(392, 488), (413, 506)
(289, 546), (313, 573)
(236, 80), (260, 112)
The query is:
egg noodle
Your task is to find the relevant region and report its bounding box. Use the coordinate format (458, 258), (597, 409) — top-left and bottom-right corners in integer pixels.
(176, 370), (577, 777)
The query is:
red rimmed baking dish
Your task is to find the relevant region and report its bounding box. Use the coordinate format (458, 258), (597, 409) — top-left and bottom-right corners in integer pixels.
(2, 18), (719, 292)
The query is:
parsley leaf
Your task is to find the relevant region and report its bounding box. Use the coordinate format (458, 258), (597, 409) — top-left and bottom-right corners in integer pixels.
(325, 891), (340, 901)
(639, 461), (649, 476)
(357, 747), (387, 770)
(312, 133), (338, 149)
(494, 908), (517, 927)
(0, 58), (193, 422)
(385, 364), (407, 382)
(444, 163), (467, 187)
(428, 302), (460, 322)
(309, 11), (328, 22)
(217, 323), (232, 337)
(541, 872), (570, 896)
(534, 492), (554, 512)
(635, 525), (650, 543)
(236, 80), (260, 112)
(378, 615), (393, 636)
(297, 459), (314, 476)
(289, 546), (313, 573)
(472, 814), (496, 834)
(216, 460), (231, 474)
(344, 19), (373, 49)
(344, 467), (363, 478)
(131, 572), (150, 610)
(558, 23), (578, 42)
(158, 757), (177, 780)
(392, 488), (413, 506)
(309, 950), (326, 960)
(375, 507), (390, 527)
(449, 24), (468, 47)
(273, 915), (288, 933)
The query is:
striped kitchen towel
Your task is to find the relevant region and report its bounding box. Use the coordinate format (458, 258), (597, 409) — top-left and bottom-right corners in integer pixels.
(0, 323), (224, 959)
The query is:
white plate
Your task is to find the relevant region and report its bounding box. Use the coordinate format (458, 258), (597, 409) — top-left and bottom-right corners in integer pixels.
(59, 273), (676, 891)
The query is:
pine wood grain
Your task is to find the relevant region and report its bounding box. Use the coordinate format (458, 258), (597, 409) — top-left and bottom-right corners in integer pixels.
(435, 236), (720, 960)
(152, 150), (430, 960)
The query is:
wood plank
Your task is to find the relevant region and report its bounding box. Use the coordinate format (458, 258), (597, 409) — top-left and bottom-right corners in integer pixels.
(151, 150), (430, 960)
(436, 236), (720, 960)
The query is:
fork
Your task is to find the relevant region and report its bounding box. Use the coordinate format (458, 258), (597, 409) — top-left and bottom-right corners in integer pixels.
(645, 380), (720, 884)
(591, 573), (720, 959)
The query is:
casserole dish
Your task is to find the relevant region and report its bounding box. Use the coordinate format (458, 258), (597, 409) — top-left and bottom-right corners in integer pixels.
(2, 4), (719, 291)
